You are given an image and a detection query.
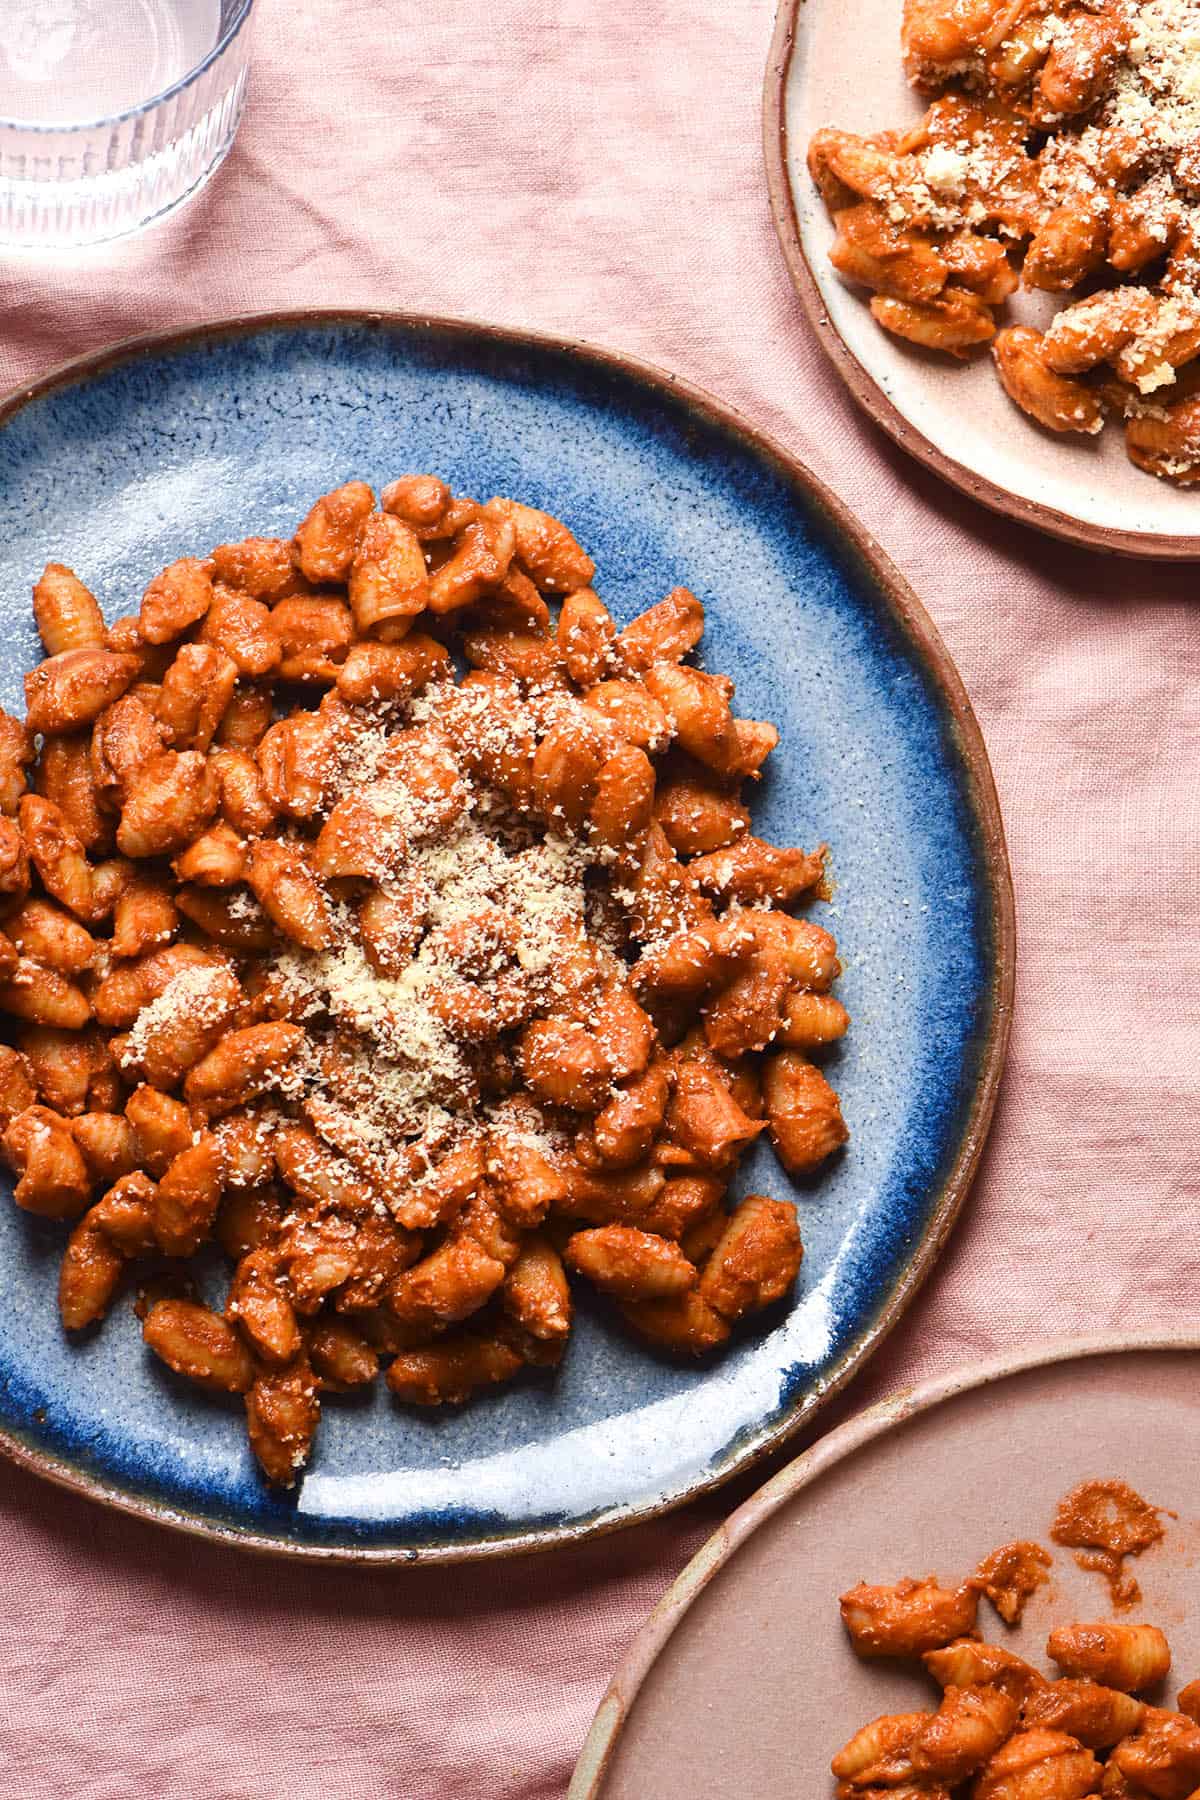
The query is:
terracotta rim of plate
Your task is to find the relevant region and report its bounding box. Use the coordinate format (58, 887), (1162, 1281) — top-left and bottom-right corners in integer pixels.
(762, 1), (1200, 562)
(570, 1328), (1200, 1796)
(0, 309), (1016, 1563)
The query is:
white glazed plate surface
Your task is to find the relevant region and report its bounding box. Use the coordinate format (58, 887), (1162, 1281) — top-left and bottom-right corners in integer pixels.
(770, 0), (1200, 555)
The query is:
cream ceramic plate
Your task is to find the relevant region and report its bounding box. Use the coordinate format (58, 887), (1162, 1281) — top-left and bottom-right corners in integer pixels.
(573, 1333), (1200, 1797)
(764, 0), (1200, 557)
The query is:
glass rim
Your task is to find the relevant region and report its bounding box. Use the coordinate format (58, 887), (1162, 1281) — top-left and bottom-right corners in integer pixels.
(0, 0), (256, 135)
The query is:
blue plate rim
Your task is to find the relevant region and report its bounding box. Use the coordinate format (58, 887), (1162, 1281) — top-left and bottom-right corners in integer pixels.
(0, 309), (1015, 1563)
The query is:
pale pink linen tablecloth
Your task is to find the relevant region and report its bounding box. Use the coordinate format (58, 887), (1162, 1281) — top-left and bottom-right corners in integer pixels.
(0, 2), (1197, 1796)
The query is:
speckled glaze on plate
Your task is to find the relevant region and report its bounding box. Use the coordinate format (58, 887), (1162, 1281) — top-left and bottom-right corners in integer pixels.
(573, 1333), (1200, 1798)
(764, 0), (1200, 558)
(0, 313), (1012, 1561)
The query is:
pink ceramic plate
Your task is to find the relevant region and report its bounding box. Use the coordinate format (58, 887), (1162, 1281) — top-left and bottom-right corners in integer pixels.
(764, 0), (1200, 558)
(572, 1333), (1200, 1798)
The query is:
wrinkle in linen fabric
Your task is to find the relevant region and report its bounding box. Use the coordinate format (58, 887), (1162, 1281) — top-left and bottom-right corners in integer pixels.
(0, 1), (1197, 1795)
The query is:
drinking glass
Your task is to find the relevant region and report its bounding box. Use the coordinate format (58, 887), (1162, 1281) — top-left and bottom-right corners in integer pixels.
(0, 0), (256, 248)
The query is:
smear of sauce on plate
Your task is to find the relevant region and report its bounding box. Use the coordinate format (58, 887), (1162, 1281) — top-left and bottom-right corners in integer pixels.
(1051, 1478), (1166, 1608)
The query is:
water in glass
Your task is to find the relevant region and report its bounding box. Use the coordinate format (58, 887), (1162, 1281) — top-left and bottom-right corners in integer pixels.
(0, 0), (254, 248)
(2, 1), (223, 124)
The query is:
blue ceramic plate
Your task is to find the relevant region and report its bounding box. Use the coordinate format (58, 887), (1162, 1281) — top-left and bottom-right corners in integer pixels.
(0, 314), (1012, 1561)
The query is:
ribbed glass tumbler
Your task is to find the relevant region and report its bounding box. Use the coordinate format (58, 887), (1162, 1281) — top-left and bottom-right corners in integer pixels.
(0, 0), (256, 249)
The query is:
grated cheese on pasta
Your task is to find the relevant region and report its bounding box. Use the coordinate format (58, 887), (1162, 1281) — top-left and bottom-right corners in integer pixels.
(121, 677), (644, 1198)
(121, 963), (234, 1068)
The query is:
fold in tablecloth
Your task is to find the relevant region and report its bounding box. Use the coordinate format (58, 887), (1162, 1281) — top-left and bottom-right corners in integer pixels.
(0, 3), (1197, 1796)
